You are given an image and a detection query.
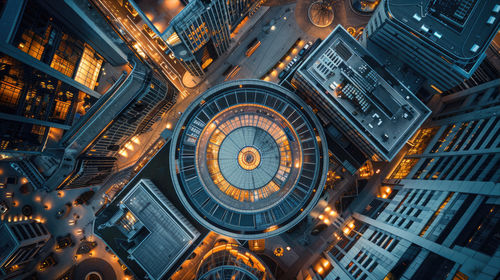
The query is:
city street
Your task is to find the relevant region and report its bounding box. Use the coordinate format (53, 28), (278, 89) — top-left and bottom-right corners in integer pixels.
(90, 0), (190, 98)
(0, 1), (375, 279)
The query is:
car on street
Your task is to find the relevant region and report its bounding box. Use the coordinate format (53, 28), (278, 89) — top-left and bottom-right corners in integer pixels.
(74, 190), (95, 206)
(278, 71), (287, 79)
(299, 42), (312, 56)
(39, 253), (57, 271)
(0, 200), (8, 214)
(56, 234), (74, 250)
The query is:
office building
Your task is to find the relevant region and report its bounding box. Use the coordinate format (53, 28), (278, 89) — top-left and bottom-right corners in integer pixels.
(13, 62), (178, 190)
(170, 80), (328, 239)
(163, 0), (263, 77)
(0, 220), (51, 279)
(3, 0), (179, 190)
(196, 243), (275, 280)
(305, 80), (500, 280)
(362, 0), (500, 92)
(0, 0), (129, 155)
(390, 78), (500, 182)
(293, 26), (431, 163)
(95, 179), (201, 280)
(163, 0), (231, 77)
(227, 0), (266, 30)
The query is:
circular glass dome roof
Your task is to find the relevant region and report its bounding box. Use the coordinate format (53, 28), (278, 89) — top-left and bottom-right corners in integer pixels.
(196, 244), (274, 280)
(170, 80), (328, 239)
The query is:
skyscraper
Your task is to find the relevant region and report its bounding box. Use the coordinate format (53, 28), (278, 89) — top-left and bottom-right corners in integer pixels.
(4, 0), (179, 190)
(362, 0), (500, 92)
(13, 61), (178, 190)
(0, 0), (131, 155)
(305, 80), (500, 280)
(163, 0), (262, 77)
(293, 26), (431, 163)
(0, 220), (51, 280)
(163, 0), (231, 77)
(390, 78), (500, 182)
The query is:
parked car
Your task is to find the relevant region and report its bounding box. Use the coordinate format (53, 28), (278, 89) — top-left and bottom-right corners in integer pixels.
(39, 253), (57, 271)
(278, 71), (287, 79)
(299, 42), (312, 56)
(56, 234), (74, 250)
(0, 200), (9, 214)
(74, 190), (95, 206)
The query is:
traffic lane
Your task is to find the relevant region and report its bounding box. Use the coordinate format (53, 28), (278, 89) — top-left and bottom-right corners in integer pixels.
(235, 6), (313, 80)
(93, 0), (186, 91)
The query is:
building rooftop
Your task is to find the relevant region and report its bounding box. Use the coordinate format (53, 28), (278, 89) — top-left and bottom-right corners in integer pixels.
(170, 80), (328, 239)
(0, 224), (17, 267)
(296, 26), (430, 161)
(386, 0), (500, 63)
(95, 178), (202, 280)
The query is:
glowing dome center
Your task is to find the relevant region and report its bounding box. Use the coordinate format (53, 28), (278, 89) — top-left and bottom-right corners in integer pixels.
(238, 146), (261, 170)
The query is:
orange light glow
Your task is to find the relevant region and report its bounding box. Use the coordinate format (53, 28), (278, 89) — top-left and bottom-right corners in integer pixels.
(131, 136), (140, 144)
(166, 123), (172, 129)
(325, 206), (331, 212)
(125, 142), (134, 151)
(348, 222), (354, 229)
(329, 210), (336, 216)
(21, 177), (28, 184)
(145, 12), (154, 21)
(119, 149), (128, 157)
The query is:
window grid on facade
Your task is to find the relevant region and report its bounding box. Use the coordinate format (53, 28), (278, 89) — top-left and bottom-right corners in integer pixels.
(74, 44), (103, 90)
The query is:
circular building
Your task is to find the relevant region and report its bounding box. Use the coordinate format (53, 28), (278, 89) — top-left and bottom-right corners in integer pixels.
(196, 244), (274, 280)
(170, 80), (328, 239)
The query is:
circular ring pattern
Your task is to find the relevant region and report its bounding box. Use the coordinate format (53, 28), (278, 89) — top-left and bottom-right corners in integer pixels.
(238, 146), (261, 170)
(170, 80), (328, 239)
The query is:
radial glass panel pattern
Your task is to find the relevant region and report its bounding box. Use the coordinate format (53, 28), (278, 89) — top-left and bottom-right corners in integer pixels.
(170, 80), (328, 239)
(196, 244), (274, 280)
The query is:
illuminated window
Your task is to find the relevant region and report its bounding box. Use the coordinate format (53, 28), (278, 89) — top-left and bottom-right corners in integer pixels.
(31, 125), (46, 136)
(419, 192), (454, 237)
(74, 44), (103, 90)
(166, 32), (181, 45)
(0, 56), (23, 108)
(407, 127), (439, 155)
(52, 99), (71, 120)
(389, 158), (419, 179)
(50, 34), (80, 77)
(0, 82), (22, 107)
(18, 29), (46, 60)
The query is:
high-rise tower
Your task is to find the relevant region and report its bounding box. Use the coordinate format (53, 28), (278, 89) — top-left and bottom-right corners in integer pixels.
(362, 0), (500, 92)
(307, 80), (500, 280)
